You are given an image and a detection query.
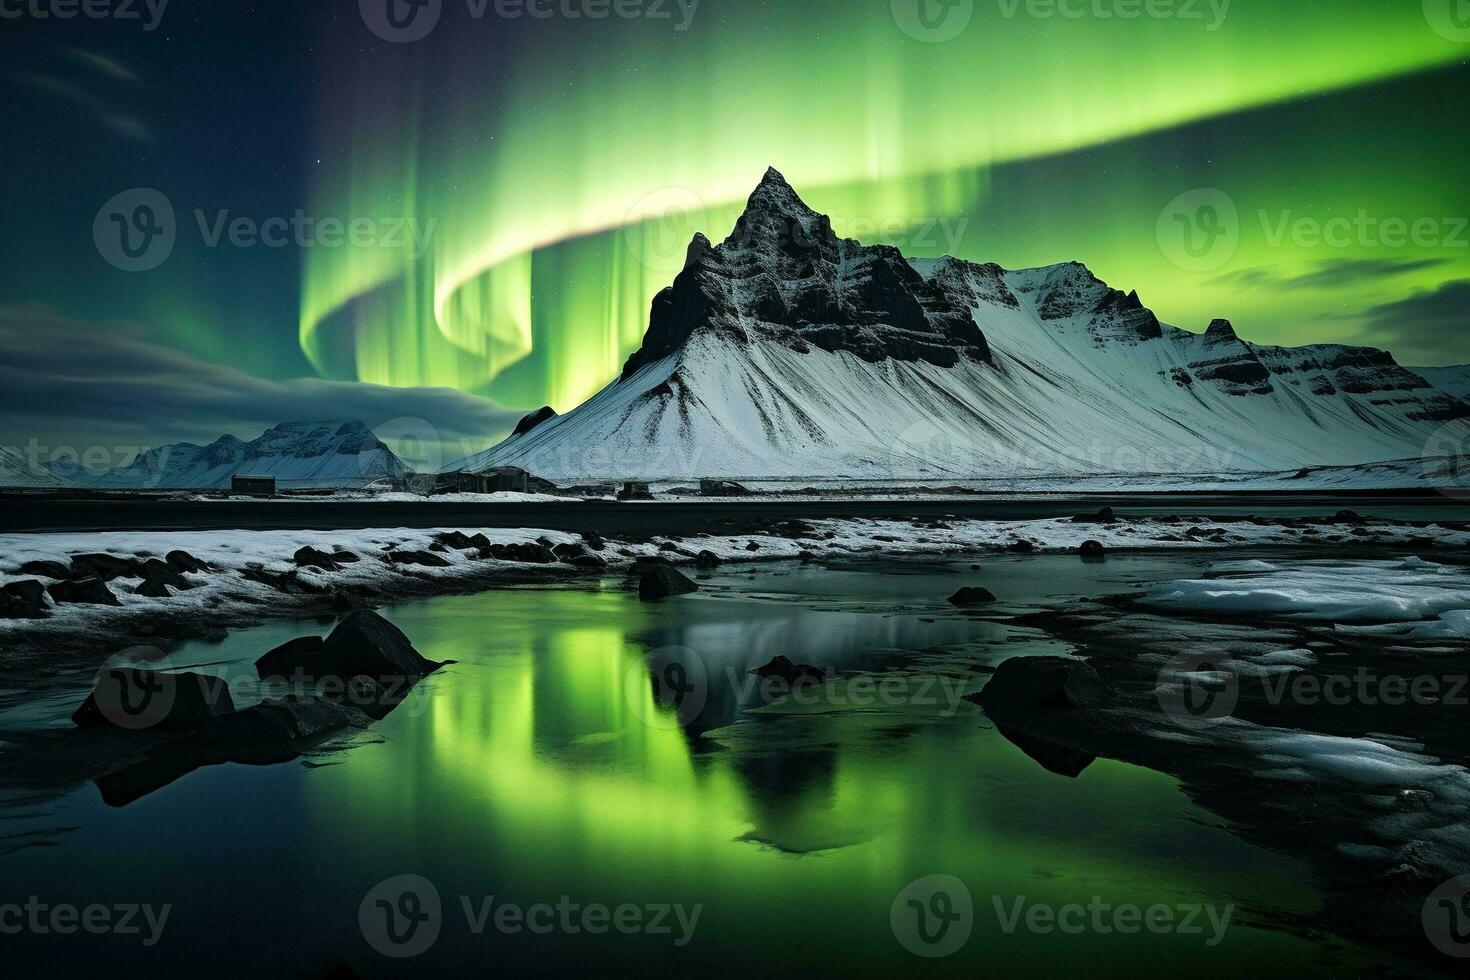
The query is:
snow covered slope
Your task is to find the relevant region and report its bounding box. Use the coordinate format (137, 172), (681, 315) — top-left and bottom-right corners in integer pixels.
(82, 421), (412, 489)
(1410, 364), (1470, 402)
(450, 169), (1467, 482)
(0, 446), (73, 489)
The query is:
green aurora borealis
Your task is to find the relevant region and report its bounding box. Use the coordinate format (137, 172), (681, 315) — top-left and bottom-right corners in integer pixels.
(0, 0), (1466, 453)
(300, 0), (1470, 414)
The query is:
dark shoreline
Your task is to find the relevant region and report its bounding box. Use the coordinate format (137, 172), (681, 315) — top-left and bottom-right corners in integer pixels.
(4, 491), (1469, 534)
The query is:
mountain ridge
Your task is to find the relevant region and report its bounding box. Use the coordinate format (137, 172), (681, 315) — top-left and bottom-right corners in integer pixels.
(63, 420), (412, 490)
(450, 169), (1468, 482)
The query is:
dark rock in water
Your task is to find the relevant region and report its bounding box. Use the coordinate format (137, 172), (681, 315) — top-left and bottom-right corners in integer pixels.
(73, 668), (236, 731)
(639, 565), (699, 601)
(254, 608), (441, 687)
(197, 695), (369, 743)
(133, 579), (173, 598)
(166, 549), (210, 573)
(1078, 540), (1106, 559)
(581, 532), (606, 552)
(949, 587), (997, 607)
(797, 551), (818, 563)
(695, 549), (722, 569)
(329, 590), (373, 614)
(749, 655), (824, 686)
(319, 611), (444, 685)
(974, 656), (1106, 713)
(1072, 506), (1116, 524)
(387, 549), (452, 568)
(256, 635), (327, 680)
(995, 725), (1097, 778)
(18, 559), (69, 579)
(47, 577), (121, 606)
(322, 674), (385, 711)
(293, 546), (343, 570)
(69, 553), (143, 582)
(1330, 509), (1366, 525)
(1006, 540), (1036, 554)
(139, 558), (191, 589)
(1, 579), (50, 617)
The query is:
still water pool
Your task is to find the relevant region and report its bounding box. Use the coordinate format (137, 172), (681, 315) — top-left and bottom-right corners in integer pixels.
(1, 555), (1387, 977)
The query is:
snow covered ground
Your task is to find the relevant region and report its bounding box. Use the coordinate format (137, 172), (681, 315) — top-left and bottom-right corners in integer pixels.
(189, 490), (593, 503)
(3, 515), (1468, 648)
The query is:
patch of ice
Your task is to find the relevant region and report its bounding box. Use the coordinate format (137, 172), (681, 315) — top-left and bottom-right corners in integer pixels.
(1141, 560), (1470, 624)
(1209, 559), (1279, 574)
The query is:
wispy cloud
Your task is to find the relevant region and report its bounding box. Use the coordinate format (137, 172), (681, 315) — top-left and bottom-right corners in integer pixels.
(0, 306), (521, 470)
(1347, 279), (1470, 365)
(1208, 258), (1447, 292)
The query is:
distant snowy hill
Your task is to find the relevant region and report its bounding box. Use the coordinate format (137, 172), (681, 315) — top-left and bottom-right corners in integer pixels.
(0, 446), (73, 489)
(81, 421), (412, 489)
(448, 169), (1468, 483)
(1410, 364), (1470, 403)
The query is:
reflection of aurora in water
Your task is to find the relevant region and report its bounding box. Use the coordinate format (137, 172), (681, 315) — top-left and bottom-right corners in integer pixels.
(301, 1), (1469, 416)
(0, 563), (1399, 973)
(286, 572), (1357, 972)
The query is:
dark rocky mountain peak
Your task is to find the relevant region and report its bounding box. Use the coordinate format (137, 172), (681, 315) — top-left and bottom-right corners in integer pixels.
(621, 167), (993, 379)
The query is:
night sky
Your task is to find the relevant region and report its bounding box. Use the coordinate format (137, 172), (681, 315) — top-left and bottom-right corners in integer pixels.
(2, 0), (1467, 469)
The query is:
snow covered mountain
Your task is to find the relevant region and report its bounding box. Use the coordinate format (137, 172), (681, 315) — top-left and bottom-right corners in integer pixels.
(1410, 364), (1470, 403)
(81, 421), (412, 489)
(0, 446), (73, 489)
(450, 168), (1468, 482)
